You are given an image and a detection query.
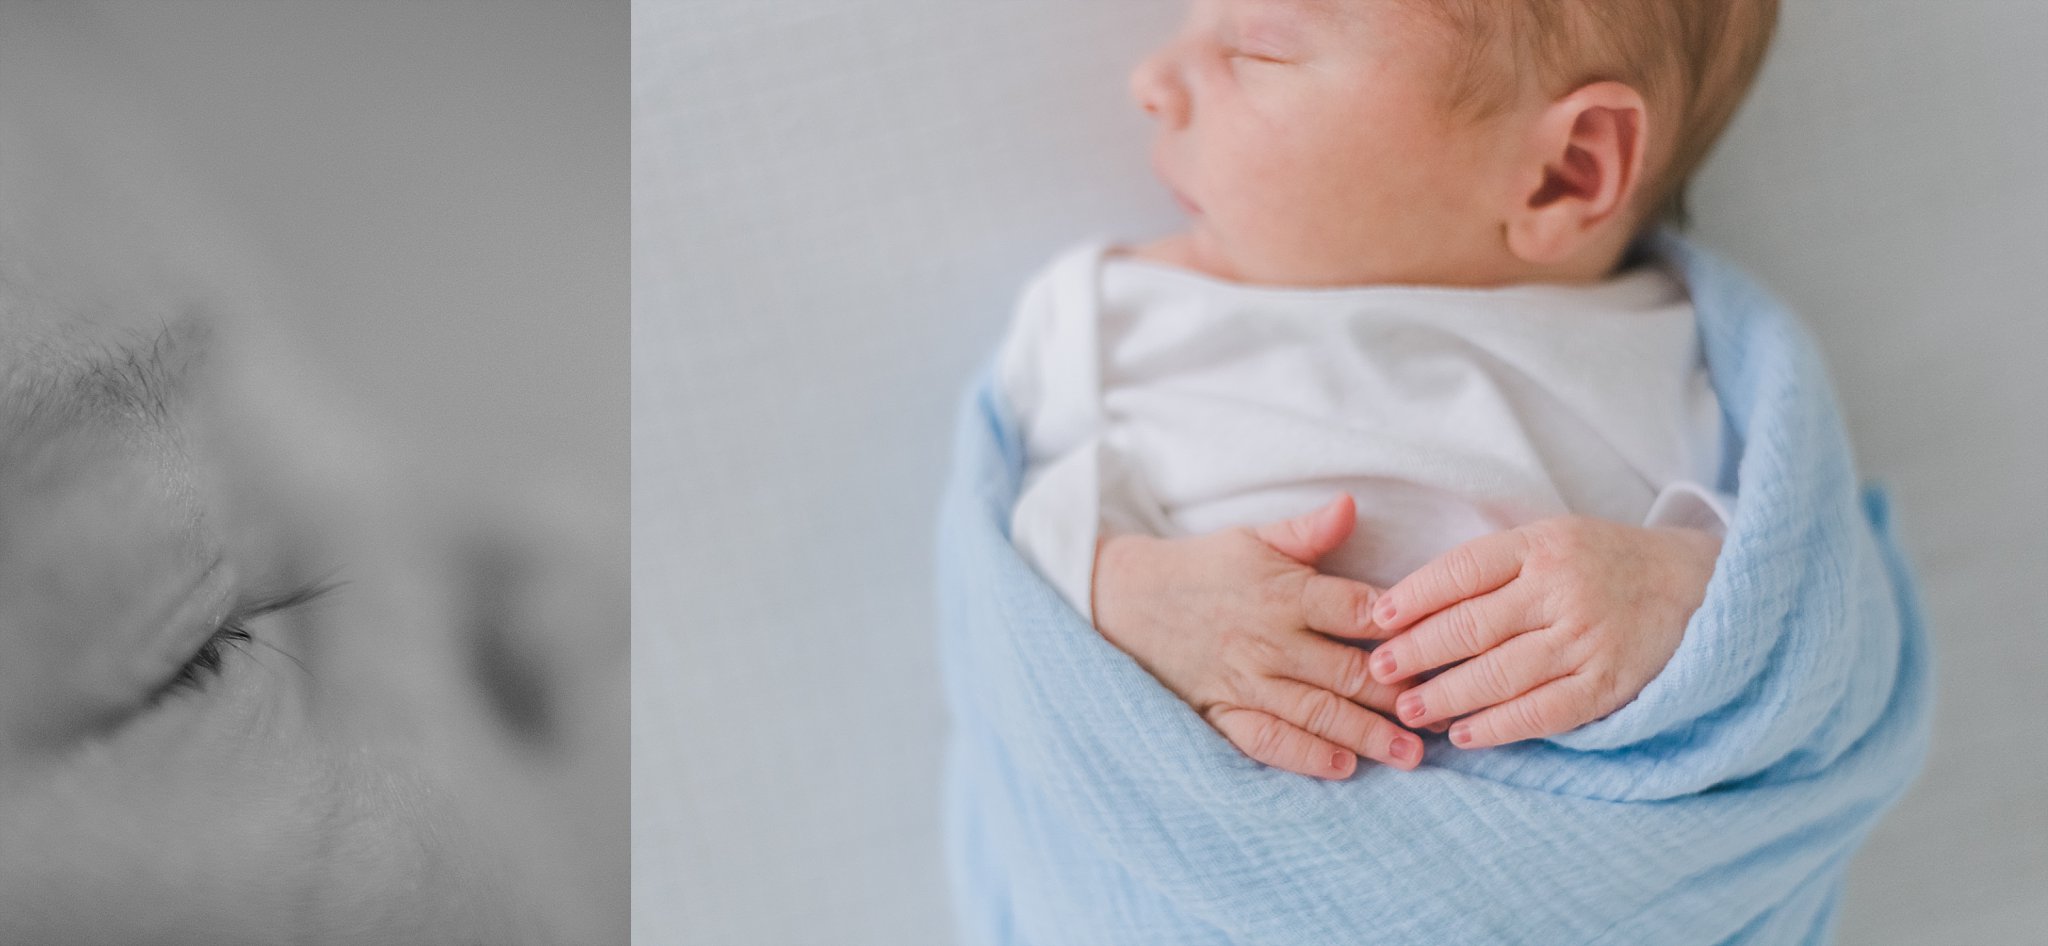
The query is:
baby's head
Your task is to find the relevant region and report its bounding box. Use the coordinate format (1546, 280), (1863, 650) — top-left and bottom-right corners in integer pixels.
(1131, 0), (1778, 287)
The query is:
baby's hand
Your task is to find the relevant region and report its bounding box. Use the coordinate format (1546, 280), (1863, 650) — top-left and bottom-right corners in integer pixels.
(1366, 517), (1721, 749)
(1092, 496), (1422, 780)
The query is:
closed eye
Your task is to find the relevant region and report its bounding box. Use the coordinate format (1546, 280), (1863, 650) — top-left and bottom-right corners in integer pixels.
(153, 581), (337, 701)
(160, 620), (254, 695)
(1224, 47), (1292, 68)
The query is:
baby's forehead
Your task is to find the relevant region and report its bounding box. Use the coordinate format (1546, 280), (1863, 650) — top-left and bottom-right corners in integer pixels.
(1224, 0), (1349, 27)
(1221, 0), (1467, 57)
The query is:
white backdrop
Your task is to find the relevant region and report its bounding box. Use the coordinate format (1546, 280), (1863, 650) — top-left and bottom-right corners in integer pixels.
(634, 2), (2048, 943)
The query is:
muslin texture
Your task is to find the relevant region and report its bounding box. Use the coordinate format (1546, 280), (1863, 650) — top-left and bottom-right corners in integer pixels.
(938, 233), (1932, 945)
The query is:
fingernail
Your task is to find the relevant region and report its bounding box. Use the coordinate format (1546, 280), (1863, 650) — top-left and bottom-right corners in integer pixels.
(1375, 600), (1398, 625)
(1371, 650), (1398, 679)
(1391, 735), (1420, 765)
(1397, 691), (1425, 723)
(1331, 750), (1353, 774)
(1450, 722), (1473, 747)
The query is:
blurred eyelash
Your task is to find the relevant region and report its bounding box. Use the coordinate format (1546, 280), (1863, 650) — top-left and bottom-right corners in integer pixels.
(159, 581), (337, 697)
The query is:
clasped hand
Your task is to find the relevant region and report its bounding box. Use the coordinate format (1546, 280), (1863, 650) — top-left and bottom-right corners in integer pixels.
(1090, 496), (1719, 780)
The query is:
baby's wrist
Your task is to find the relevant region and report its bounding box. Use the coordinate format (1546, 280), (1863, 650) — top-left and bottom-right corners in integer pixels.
(1089, 532), (1152, 642)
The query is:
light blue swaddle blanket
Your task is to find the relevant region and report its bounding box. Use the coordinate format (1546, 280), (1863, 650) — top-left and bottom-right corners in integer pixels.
(937, 233), (1933, 945)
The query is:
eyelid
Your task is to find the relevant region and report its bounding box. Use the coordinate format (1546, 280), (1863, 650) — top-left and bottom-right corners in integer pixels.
(1224, 11), (1306, 61)
(1230, 49), (1290, 64)
(147, 578), (340, 702)
(1217, 30), (1295, 64)
(127, 558), (240, 692)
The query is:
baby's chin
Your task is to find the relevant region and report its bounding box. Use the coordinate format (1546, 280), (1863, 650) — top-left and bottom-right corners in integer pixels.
(1138, 226), (1387, 288)
(1126, 225), (1404, 288)
(1161, 227), (1472, 289)
(1122, 230), (1245, 283)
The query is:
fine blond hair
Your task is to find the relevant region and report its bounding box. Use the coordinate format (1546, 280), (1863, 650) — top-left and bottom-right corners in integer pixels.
(1415, 0), (1780, 227)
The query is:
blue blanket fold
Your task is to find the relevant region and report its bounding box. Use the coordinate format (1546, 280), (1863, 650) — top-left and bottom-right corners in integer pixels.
(938, 233), (1931, 945)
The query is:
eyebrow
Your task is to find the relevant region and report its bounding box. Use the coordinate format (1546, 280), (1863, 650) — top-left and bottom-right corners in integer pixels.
(1230, 0), (1343, 45)
(1237, 0), (1339, 23)
(4, 316), (204, 442)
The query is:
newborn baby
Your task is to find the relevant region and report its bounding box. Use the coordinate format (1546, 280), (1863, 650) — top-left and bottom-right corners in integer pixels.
(999, 0), (1775, 779)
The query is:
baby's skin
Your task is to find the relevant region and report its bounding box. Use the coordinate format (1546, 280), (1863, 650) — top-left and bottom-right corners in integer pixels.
(1086, 0), (1731, 780)
(1092, 495), (1721, 780)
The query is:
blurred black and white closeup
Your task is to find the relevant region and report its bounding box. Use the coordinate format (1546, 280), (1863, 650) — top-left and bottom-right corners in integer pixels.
(0, 3), (624, 944)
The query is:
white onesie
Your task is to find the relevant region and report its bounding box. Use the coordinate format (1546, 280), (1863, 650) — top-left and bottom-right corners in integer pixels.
(998, 242), (1731, 621)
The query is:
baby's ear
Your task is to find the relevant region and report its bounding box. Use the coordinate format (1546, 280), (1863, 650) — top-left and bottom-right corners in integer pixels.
(1503, 81), (1649, 267)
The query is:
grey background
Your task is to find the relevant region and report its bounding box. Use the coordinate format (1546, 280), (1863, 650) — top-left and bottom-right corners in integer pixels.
(635, 1), (2046, 943)
(52, 0), (627, 498)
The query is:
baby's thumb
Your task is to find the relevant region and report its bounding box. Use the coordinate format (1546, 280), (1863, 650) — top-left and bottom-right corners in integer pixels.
(1253, 494), (1357, 565)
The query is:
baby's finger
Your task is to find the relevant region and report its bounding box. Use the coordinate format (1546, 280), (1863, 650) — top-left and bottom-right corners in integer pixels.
(1298, 573), (1390, 640)
(1276, 636), (1407, 716)
(1370, 581), (1542, 684)
(1396, 630), (1562, 727)
(1206, 705), (1357, 780)
(1375, 529), (1531, 632)
(1258, 678), (1424, 771)
(1251, 494), (1357, 566)
(1447, 675), (1590, 749)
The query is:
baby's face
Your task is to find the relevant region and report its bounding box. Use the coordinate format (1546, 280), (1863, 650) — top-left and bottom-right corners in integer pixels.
(0, 303), (622, 943)
(1133, 0), (1516, 287)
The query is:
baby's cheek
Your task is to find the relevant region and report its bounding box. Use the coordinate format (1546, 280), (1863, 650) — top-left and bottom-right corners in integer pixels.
(1243, 158), (1336, 256)
(0, 698), (336, 943)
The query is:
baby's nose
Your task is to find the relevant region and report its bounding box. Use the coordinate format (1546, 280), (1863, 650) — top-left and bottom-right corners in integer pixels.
(1128, 49), (1188, 128)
